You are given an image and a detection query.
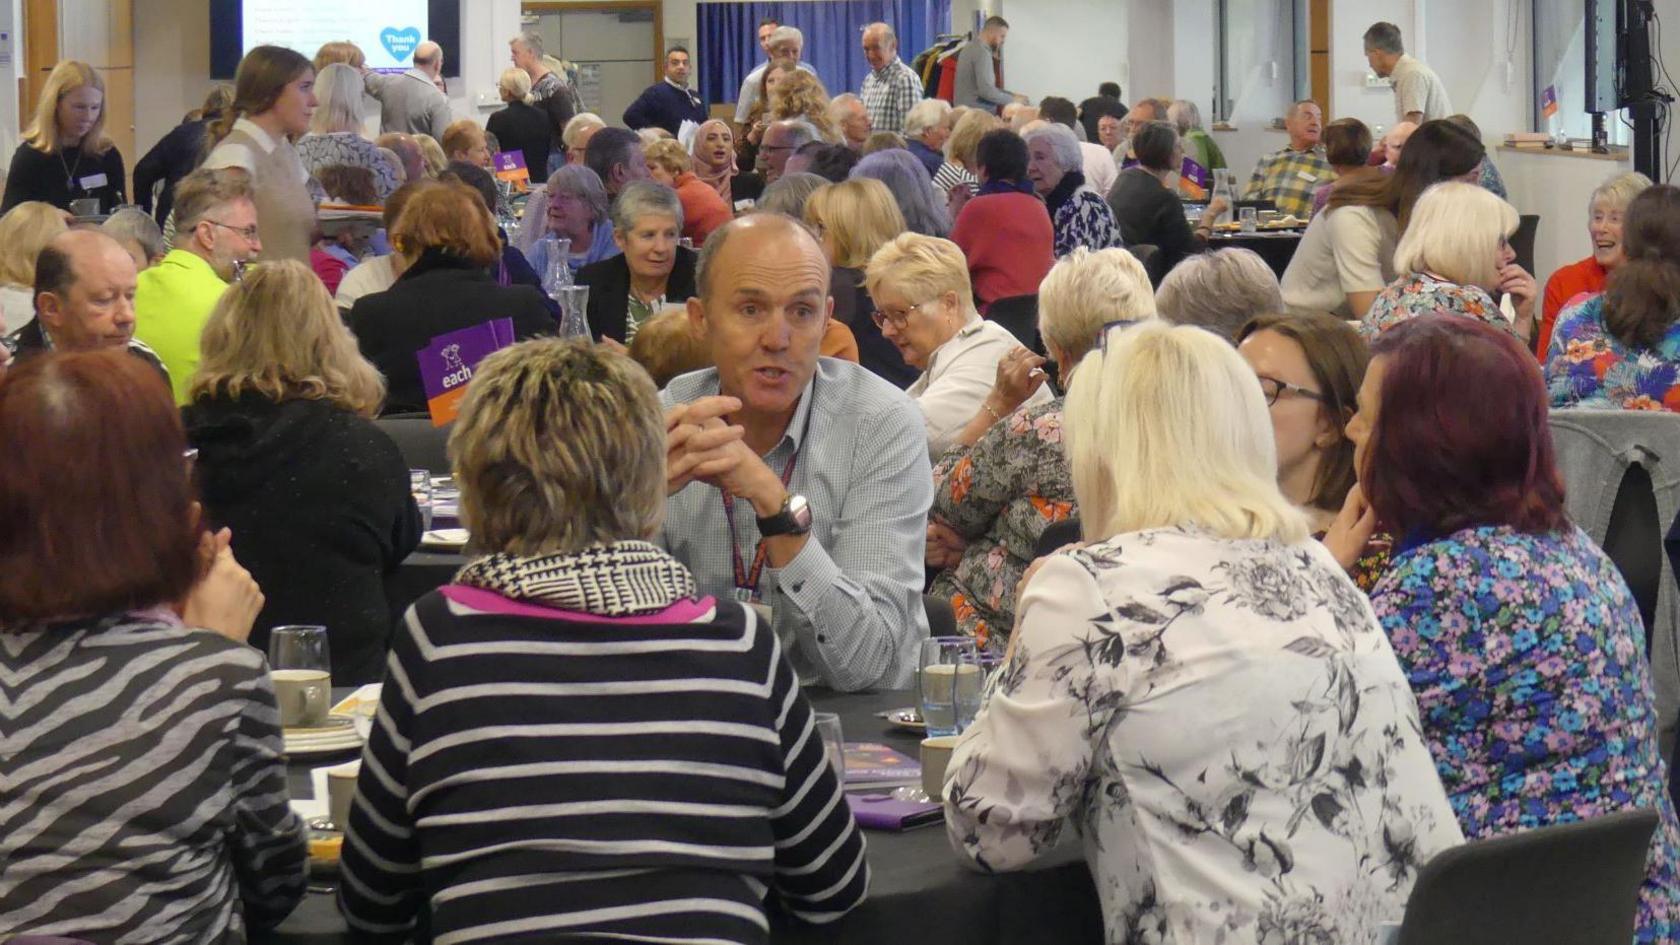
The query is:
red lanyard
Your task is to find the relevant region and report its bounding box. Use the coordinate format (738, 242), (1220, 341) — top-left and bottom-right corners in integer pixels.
(721, 384), (815, 601)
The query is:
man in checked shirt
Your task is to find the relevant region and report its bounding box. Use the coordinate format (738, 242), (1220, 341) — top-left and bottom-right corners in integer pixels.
(1242, 100), (1333, 220)
(858, 22), (923, 136)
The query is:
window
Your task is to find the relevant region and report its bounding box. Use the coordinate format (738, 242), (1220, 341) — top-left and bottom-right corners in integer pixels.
(1213, 0), (1311, 124)
(1533, 0), (1631, 144)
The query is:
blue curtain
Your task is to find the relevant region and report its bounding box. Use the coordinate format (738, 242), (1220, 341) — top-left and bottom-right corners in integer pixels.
(698, 0), (954, 108)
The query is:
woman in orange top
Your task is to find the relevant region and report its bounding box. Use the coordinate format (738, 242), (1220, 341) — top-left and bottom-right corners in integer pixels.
(1537, 170), (1652, 357)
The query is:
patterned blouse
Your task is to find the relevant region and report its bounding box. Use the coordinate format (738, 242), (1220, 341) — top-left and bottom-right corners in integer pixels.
(1370, 524), (1680, 943)
(297, 132), (402, 201)
(1544, 292), (1680, 412)
(946, 526), (1464, 945)
(1050, 188), (1124, 258)
(929, 399), (1075, 654)
(1359, 272), (1512, 342)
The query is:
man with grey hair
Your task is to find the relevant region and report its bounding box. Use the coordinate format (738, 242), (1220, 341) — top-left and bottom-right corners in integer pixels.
(661, 212), (931, 691)
(511, 31), (578, 174)
(1154, 247), (1285, 343)
(584, 127), (652, 201)
(1242, 100), (1331, 219)
(859, 22), (922, 134)
(758, 119), (821, 185)
(733, 25), (820, 124)
(828, 93), (872, 151)
(1363, 21), (1452, 124)
(902, 98), (953, 176)
(363, 40), (453, 139)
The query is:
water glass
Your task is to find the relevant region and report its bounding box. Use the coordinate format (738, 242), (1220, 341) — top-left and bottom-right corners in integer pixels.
(919, 637), (982, 737)
(1239, 206), (1259, 233)
(813, 711), (845, 784)
(410, 470), (434, 531)
(269, 625), (332, 729)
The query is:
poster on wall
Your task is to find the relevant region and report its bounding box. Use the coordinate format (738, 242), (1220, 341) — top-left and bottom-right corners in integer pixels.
(242, 0), (430, 72)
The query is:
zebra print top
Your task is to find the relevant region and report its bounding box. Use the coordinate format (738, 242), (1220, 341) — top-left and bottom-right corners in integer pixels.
(0, 611), (308, 944)
(337, 584), (870, 945)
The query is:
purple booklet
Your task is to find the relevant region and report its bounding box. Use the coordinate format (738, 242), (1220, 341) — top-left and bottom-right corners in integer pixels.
(417, 318), (515, 426)
(844, 742), (920, 787)
(846, 793), (944, 830)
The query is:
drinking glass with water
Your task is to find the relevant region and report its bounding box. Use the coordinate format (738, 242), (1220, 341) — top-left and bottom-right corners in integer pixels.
(410, 470), (434, 531)
(919, 637), (982, 737)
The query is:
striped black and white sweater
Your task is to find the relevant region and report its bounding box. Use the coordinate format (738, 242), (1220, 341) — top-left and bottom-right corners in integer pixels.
(0, 611), (308, 944)
(338, 584), (870, 944)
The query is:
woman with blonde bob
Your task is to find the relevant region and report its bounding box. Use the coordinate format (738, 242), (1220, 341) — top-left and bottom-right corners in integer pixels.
(1360, 181), (1537, 343)
(929, 247), (1153, 652)
(866, 232), (1051, 459)
(2, 60), (126, 213)
(935, 108), (998, 214)
(298, 62), (400, 199)
(945, 318), (1464, 945)
(337, 338), (868, 943)
(806, 178), (915, 386)
(0, 202), (68, 334)
(185, 259), (420, 684)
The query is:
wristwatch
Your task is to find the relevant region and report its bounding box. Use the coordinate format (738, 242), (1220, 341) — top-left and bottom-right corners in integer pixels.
(757, 494), (813, 537)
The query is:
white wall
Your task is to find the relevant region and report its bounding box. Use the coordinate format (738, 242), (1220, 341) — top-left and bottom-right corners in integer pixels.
(995, 0), (1128, 107)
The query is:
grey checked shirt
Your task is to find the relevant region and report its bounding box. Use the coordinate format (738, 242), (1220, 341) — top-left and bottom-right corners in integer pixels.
(860, 57), (924, 134)
(661, 357), (932, 691)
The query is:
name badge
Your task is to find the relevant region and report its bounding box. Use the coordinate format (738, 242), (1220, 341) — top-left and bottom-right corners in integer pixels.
(79, 173), (108, 190)
(1295, 169), (1318, 183)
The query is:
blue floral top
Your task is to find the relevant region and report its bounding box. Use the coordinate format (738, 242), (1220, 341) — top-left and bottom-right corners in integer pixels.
(1359, 273), (1511, 342)
(1544, 293), (1680, 412)
(1370, 524), (1680, 943)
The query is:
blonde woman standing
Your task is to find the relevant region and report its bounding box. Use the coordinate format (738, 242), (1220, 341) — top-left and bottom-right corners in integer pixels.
(2, 60), (126, 214)
(486, 67), (552, 181)
(204, 45), (319, 262)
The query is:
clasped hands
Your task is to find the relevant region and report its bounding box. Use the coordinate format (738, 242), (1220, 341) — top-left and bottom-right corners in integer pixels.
(665, 396), (785, 513)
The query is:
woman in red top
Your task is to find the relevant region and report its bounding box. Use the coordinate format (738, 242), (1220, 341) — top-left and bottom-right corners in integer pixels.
(1537, 170), (1652, 357)
(950, 129), (1054, 312)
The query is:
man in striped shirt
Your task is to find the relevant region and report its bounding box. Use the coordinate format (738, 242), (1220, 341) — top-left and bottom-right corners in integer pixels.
(859, 22), (923, 135)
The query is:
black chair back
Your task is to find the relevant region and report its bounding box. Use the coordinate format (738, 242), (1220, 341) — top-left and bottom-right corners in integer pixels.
(376, 414), (451, 473)
(1396, 810), (1657, 945)
(923, 594), (957, 638)
(1604, 461), (1662, 654)
(986, 294), (1043, 355)
(1034, 518), (1082, 560)
(1511, 213), (1541, 282)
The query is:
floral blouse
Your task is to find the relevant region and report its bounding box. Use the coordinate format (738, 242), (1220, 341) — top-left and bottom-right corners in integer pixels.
(1370, 524), (1680, 943)
(930, 399), (1075, 654)
(946, 526), (1464, 945)
(1359, 272), (1512, 342)
(1051, 189), (1124, 258)
(1544, 292), (1680, 412)
(297, 132), (402, 202)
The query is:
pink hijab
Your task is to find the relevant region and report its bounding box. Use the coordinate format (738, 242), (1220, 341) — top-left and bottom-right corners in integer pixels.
(690, 119), (738, 206)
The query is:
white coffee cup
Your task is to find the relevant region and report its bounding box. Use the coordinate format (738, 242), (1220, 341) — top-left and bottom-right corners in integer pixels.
(327, 760), (361, 832)
(920, 734), (961, 800)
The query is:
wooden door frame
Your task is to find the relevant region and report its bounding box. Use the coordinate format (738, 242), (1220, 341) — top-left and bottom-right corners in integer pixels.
(520, 1), (666, 84)
(22, 0), (57, 132)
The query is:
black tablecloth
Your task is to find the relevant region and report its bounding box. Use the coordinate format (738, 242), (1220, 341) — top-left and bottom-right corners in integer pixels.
(257, 689), (1102, 945)
(1208, 228), (1304, 278)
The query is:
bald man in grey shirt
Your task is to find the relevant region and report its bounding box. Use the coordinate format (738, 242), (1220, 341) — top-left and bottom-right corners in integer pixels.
(364, 41), (455, 140)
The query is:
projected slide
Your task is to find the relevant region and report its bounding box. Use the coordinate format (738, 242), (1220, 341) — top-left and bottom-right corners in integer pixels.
(243, 0), (430, 72)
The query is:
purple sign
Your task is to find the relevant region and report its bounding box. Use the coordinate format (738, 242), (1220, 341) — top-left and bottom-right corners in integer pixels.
(417, 318), (515, 426)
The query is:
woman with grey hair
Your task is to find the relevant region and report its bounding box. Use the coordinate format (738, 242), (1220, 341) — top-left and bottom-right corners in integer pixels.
(1167, 98), (1226, 185)
(515, 163), (620, 277)
(755, 171), (828, 219)
(575, 180), (696, 344)
(337, 337), (868, 943)
(1023, 123), (1122, 257)
(1155, 247), (1284, 342)
(850, 147), (951, 237)
(297, 63), (401, 200)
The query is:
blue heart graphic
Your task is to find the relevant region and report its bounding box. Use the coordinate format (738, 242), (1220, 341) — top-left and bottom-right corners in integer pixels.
(380, 27), (422, 63)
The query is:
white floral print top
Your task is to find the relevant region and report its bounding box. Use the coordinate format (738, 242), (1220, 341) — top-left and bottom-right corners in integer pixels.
(944, 526), (1464, 945)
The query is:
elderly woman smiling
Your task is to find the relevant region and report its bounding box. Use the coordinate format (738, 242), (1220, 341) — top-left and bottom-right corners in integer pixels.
(1537, 170), (1653, 357)
(866, 233), (1051, 460)
(516, 163), (620, 276)
(1022, 122), (1122, 258)
(576, 180), (698, 344)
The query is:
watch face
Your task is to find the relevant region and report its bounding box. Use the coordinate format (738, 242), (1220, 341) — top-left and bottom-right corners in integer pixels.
(788, 494), (813, 530)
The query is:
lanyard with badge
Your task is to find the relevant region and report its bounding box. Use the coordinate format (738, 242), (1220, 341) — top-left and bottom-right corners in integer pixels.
(721, 380), (814, 603)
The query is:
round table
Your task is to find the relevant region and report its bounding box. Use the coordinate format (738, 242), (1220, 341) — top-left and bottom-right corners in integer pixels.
(256, 689), (1103, 945)
(1207, 227), (1306, 278)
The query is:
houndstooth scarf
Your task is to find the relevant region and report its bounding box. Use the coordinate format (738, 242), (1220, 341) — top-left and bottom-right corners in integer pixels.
(454, 541), (699, 616)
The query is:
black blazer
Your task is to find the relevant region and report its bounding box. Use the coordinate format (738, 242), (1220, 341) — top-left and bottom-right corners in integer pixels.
(575, 247), (699, 344)
(486, 101), (554, 183)
(1106, 166), (1207, 286)
(349, 250), (557, 415)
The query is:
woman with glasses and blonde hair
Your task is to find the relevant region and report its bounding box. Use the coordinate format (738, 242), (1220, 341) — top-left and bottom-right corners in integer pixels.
(805, 178), (915, 386)
(945, 319), (1463, 945)
(297, 62), (400, 200)
(2, 60), (125, 213)
(928, 247), (1153, 652)
(185, 259), (419, 684)
(204, 45), (320, 262)
(865, 232), (1050, 460)
(0, 201), (68, 334)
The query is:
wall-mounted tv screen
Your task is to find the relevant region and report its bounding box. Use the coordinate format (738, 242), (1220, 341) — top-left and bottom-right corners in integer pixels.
(210, 0), (461, 80)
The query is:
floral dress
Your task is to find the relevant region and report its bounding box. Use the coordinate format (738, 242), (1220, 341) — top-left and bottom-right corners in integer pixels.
(929, 399), (1075, 654)
(1370, 524), (1680, 943)
(1359, 272), (1513, 342)
(946, 526), (1464, 945)
(296, 132), (402, 201)
(1544, 293), (1680, 412)
(1050, 189), (1124, 258)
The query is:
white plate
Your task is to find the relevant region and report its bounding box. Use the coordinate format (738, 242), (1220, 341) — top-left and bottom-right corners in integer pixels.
(882, 707), (926, 733)
(284, 716), (363, 757)
(420, 528), (470, 550)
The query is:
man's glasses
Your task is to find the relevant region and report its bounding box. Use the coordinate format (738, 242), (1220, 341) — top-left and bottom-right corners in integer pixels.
(206, 219), (259, 242)
(1255, 375), (1324, 407)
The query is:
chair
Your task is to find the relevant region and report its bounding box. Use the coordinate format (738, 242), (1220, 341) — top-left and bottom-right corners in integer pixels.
(1605, 461), (1662, 654)
(985, 294), (1043, 354)
(1511, 213), (1540, 281)
(1034, 518), (1082, 560)
(923, 594), (957, 638)
(376, 414), (450, 473)
(1395, 809), (1657, 945)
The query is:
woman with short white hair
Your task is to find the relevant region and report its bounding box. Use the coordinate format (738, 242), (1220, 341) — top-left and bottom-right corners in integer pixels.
(904, 98), (954, 177)
(297, 62), (400, 200)
(944, 318), (1464, 945)
(865, 232), (1051, 459)
(1023, 123), (1122, 258)
(1536, 170), (1653, 356)
(928, 247), (1153, 651)
(575, 180), (696, 344)
(1155, 247), (1284, 342)
(1360, 181), (1537, 343)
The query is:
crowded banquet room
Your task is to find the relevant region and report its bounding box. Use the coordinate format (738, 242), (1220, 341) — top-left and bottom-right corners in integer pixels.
(6, 0), (1680, 942)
